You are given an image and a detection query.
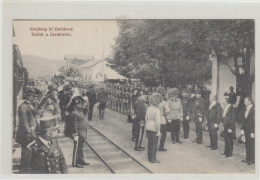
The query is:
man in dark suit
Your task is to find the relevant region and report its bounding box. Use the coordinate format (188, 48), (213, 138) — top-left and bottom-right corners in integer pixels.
(28, 117), (68, 174)
(222, 97), (236, 157)
(241, 97), (255, 165)
(70, 96), (90, 168)
(206, 94), (222, 150)
(15, 88), (38, 173)
(86, 85), (97, 121)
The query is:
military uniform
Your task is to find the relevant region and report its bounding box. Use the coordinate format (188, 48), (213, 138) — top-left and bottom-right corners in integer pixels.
(182, 96), (190, 139)
(97, 89), (108, 119)
(16, 95), (38, 173)
(71, 108), (88, 166)
(192, 98), (205, 144)
(30, 138), (68, 174)
(86, 87), (97, 121)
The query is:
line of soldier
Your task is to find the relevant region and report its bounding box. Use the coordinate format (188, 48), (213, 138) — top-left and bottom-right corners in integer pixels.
(104, 82), (157, 116)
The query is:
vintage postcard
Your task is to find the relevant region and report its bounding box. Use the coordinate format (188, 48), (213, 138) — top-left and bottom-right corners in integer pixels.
(2, 1), (260, 180)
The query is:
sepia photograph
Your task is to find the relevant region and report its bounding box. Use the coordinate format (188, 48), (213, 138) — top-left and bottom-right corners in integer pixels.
(11, 19), (256, 175)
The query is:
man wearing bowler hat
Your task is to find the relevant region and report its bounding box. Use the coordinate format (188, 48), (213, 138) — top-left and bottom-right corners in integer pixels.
(70, 96), (90, 168)
(15, 88), (38, 173)
(29, 117), (68, 174)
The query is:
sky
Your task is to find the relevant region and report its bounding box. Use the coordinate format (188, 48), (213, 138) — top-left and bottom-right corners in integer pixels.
(13, 20), (119, 60)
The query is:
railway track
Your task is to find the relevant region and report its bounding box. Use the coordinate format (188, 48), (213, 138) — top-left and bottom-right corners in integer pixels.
(85, 124), (152, 174)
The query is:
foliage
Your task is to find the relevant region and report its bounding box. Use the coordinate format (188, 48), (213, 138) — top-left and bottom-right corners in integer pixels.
(58, 65), (83, 78)
(109, 19), (254, 91)
(109, 20), (212, 87)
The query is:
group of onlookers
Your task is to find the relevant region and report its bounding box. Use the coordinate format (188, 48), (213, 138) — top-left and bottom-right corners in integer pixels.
(131, 86), (255, 165)
(15, 79), (110, 173)
(14, 78), (255, 175)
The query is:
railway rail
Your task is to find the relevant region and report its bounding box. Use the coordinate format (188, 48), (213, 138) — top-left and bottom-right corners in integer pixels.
(85, 124), (152, 174)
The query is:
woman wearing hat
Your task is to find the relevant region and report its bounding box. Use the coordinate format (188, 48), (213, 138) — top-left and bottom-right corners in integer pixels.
(145, 93), (162, 163)
(167, 88), (183, 144)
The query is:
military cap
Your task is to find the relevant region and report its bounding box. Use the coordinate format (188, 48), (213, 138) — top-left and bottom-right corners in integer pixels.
(39, 117), (59, 135)
(71, 96), (84, 106)
(63, 85), (72, 91)
(24, 88), (37, 97)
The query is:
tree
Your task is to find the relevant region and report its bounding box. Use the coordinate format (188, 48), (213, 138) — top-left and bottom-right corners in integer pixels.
(109, 20), (254, 92)
(206, 20), (254, 97)
(58, 65), (83, 78)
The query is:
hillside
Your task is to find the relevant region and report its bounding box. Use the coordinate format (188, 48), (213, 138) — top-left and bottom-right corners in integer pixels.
(22, 55), (66, 78)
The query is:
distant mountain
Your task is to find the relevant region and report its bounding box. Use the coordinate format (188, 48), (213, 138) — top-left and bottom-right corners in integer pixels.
(22, 55), (66, 78)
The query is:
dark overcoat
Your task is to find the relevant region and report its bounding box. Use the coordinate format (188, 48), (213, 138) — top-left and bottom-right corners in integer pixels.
(16, 101), (37, 145)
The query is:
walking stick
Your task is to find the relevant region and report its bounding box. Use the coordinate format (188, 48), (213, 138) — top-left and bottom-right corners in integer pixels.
(73, 139), (79, 166)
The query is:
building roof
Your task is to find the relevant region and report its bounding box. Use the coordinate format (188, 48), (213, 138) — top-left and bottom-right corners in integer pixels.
(81, 59), (126, 80)
(80, 59), (104, 68)
(65, 55), (94, 66)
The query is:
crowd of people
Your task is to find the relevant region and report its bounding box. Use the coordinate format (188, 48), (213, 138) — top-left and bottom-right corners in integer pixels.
(104, 83), (255, 165)
(14, 78), (255, 174)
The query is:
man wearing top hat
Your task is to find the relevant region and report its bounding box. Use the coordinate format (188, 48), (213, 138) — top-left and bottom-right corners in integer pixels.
(28, 117), (68, 174)
(70, 96), (90, 168)
(15, 88), (38, 173)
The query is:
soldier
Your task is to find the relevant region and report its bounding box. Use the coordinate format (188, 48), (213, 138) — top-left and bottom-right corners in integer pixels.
(70, 96), (90, 168)
(205, 94), (222, 150)
(15, 88), (38, 173)
(192, 93), (205, 144)
(58, 85), (73, 136)
(29, 118), (68, 174)
(133, 95), (148, 151)
(81, 89), (89, 117)
(167, 88), (183, 144)
(182, 92), (190, 139)
(241, 97), (255, 165)
(86, 84), (97, 121)
(97, 87), (108, 119)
